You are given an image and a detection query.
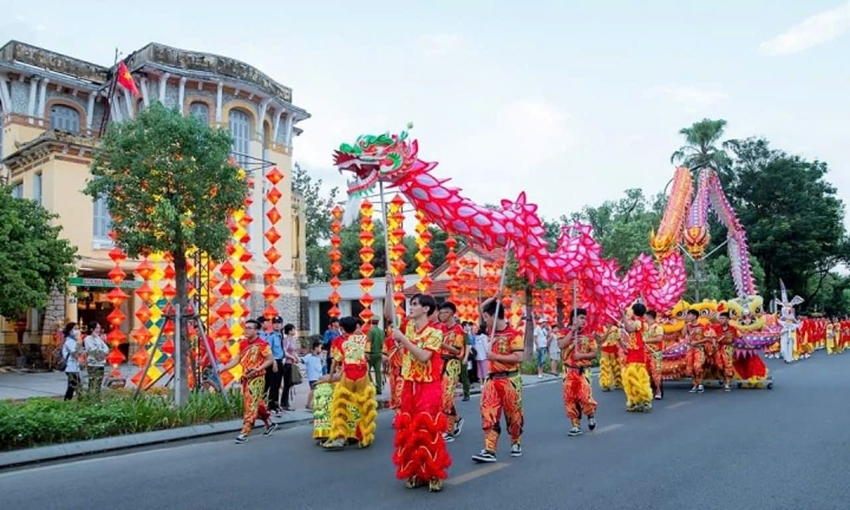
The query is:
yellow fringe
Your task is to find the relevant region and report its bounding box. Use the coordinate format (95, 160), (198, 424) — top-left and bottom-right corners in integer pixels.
(356, 383), (378, 447)
(599, 355), (613, 391)
(622, 362), (652, 410)
(329, 382), (355, 438)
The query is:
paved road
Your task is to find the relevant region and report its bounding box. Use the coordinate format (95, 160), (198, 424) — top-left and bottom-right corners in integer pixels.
(2, 354), (849, 510)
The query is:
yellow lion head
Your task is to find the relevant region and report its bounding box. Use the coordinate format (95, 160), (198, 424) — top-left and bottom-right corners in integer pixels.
(721, 295), (766, 332)
(658, 299), (690, 334)
(690, 299), (718, 326)
(683, 226), (710, 260)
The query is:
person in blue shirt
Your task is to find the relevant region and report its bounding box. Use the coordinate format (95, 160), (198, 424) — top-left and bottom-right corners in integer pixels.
(303, 340), (325, 409)
(322, 317), (340, 375)
(259, 316), (285, 415)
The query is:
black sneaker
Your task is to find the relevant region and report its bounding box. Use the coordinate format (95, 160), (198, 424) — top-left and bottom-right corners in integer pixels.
(453, 417), (465, 437)
(234, 434), (248, 444)
(697, 385), (705, 393)
(263, 422), (279, 436)
(568, 426), (583, 437)
(442, 433), (455, 443)
(511, 443), (522, 457)
(472, 450), (497, 463)
(588, 417), (596, 431)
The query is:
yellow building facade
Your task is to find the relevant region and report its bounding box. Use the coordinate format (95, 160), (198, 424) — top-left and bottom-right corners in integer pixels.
(0, 40), (310, 366)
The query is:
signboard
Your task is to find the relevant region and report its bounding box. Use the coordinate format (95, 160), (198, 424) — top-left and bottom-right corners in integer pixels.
(68, 277), (142, 289)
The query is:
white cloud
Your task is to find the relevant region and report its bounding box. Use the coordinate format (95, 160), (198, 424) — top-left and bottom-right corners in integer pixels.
(645, 86), (727, 113)
(417, 33), (466, 57)
(759, 3), (850, 56)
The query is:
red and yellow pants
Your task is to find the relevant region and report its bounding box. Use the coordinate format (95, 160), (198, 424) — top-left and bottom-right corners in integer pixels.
(480, 374), (524, 453)
(562, 368), (597, 427)
(241, 375), (270, 435)
(714, 344), (735, 384)
(441, 358), (462, 433)
(686, 347), (706, 385)
(393, 379), (451, 482)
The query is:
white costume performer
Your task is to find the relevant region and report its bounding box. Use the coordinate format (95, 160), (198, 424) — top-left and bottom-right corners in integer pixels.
(777, 279), (804, 364)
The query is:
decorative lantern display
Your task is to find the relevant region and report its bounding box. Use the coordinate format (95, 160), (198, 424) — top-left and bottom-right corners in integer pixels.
(358, 199), (376, 325)
(327, 206), (343, 318)
(263, 166), (285, 319)
(105, 234), (128, 378)
(414, 210), (433, 292)
(130, 254), (155, 388)
(389, 195), (407, 320)
(444, 236), (460, 304)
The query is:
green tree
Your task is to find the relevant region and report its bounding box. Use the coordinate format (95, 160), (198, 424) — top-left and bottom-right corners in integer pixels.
(670, 118), (732, 172)
(84, 102), (248, 405)
(723, 137), (850, 306)
(291, 163), (339, 283)
(0, 187), (77, 321)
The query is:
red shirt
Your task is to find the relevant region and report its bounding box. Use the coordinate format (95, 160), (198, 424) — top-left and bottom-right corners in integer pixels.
(442, 322), (466, 359)
(711, 324), (736, 345)
(488, 326), (523, 374)
(239, 338), (271, 381)
(624, 318), (646, 364)
(331, 333), (370, 380)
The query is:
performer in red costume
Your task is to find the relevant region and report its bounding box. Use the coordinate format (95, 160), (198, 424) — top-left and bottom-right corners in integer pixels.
(390, 293), (451, 493)
(683, 309), (710, 394)
(711, 312), (736, 392)
(437, 302), (466, 442)
(560, 308), (598, 436)
(473, 294), (525, 463)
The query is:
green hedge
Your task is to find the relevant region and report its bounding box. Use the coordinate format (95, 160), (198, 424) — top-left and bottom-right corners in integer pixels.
(0, 390), (243, 452)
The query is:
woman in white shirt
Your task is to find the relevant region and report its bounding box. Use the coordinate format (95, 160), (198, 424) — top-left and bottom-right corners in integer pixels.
(84, 321), (109, 394)
(474, 326), (489, 382)
(61, 322), (83, 401)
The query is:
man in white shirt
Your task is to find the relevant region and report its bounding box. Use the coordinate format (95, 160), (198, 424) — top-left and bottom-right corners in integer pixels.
(533, 318), (550, 378)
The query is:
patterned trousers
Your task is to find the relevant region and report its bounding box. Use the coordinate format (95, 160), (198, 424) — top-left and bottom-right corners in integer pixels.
(714, 344), (735, 384)
(562, 369), (597, 426)
(645, 348), (663, 394)
(686, 348), (706, 385)
(442, 359), (462, 432)
(480, 375), (524, 453)
(241, 376), (270, 435)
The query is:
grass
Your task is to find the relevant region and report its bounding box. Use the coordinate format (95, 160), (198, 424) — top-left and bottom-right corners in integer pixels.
(0, 389), (243, 452)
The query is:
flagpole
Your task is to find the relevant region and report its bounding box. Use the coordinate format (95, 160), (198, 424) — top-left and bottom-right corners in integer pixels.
(98, 48), (121, 137)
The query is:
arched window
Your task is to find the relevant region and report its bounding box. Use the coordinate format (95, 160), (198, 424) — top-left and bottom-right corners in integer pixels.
(189, 102), (210, 125)
(50, 104), (80, 133)
(228, 109), (251, 169)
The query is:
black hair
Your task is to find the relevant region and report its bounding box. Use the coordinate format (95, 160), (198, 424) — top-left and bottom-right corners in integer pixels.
(718, 312), (730, 319)
(686, 309), (699, 318)
(63, 322), (77, 336)
(339, 316), (358, 334)
(328, 317), (339, 324)
(439, 301), (457, 314)
(284, 323), (295, 335)
(411, 293), (438, 316)
(568, 308), (587, 325)
(482, 299), (505, 320)
(646, 310), (657, 319)
(311, 340), (322, 350)
(87, 321), (100, 333)
(245, 319), (261, 329)
(632, 303), (647, 317)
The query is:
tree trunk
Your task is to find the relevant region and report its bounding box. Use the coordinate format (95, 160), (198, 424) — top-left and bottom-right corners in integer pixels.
(523, 287), (534, 361)
(172, 248), (191, 406)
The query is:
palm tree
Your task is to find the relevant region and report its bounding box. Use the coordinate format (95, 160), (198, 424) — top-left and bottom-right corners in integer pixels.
(670, 118), (732, 173)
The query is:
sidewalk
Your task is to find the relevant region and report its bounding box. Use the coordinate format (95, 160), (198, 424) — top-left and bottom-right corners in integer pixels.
(0, 372), (562, 469)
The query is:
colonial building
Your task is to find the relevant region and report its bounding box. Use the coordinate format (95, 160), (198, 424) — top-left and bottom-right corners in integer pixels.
(0, 40), (310, 365)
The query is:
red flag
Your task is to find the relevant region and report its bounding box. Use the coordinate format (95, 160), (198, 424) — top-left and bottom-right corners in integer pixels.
(116, 61), (140, 97)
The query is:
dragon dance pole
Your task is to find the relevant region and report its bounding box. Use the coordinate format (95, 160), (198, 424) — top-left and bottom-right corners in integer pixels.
(487, 242), (513, 345)
(378, 180), (397, 326)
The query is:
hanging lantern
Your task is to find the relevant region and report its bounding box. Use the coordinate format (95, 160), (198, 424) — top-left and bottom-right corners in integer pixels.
(387, 194), (407, 320)
(445, 236), (460, 304)
(414, 211), (433, 292)
(359, 199), (375, 325)
(104, 236), (127, 377)
(263, 166), (285, 320)
(328, 206), (343, 318)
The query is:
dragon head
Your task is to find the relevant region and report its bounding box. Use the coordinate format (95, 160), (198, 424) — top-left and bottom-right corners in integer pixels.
(690, 299), (718, 326)
(683, 226), (710, 260)
(658, 299), (690, 334)
(333, 126), (417, 200)
(722, 295), (766, 332)
(649, 229), (676, 259)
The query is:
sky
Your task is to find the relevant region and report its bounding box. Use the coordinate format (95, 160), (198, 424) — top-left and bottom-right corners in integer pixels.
(2, 1), (849, 227)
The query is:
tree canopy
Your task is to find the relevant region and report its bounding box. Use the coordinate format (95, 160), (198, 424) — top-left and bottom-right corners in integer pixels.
(84, 101), (248, 404)
(0, 187), (78, 320)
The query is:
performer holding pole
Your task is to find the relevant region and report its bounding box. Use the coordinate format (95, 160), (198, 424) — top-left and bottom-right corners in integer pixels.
(560, 308), (598, 436)
(473, 245), (525, 464)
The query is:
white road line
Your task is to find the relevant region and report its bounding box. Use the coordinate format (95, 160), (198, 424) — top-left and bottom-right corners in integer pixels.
(592, 423), (624, 434)
(445, 462), (509, 485)
(665, 401), (690, 409)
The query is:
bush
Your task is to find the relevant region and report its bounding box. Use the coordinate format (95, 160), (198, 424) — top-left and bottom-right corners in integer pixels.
(0, 389), (243, 452)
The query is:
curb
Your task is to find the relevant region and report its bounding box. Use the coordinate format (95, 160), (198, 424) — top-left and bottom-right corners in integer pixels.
(0, 376), (562, 470)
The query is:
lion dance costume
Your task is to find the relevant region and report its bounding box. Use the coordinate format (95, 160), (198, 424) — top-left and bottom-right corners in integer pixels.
(474, 324), (524, 461)
(323, 332), (378, 450)
(392, 318), (451, 492)
(712, 322), (736, 390)
(598, 325), (623, 391)
(644, 320), (664, 398)
(561, 330), (598, 435)
(622, 317), (653, 412)
(237, 338), (274, 440)
(683, 321), (709, 392)
(441, 321), (467, 440)
(312, 379), (362, 445)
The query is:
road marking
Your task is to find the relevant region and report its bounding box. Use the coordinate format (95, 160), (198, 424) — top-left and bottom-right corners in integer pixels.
(445, 462), (509, 485)
(592, 423), (623, 434)
(666, 401), (690, 409)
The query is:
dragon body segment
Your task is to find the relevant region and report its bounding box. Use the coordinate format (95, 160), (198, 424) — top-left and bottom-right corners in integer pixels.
(334, 129), (687, 330)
